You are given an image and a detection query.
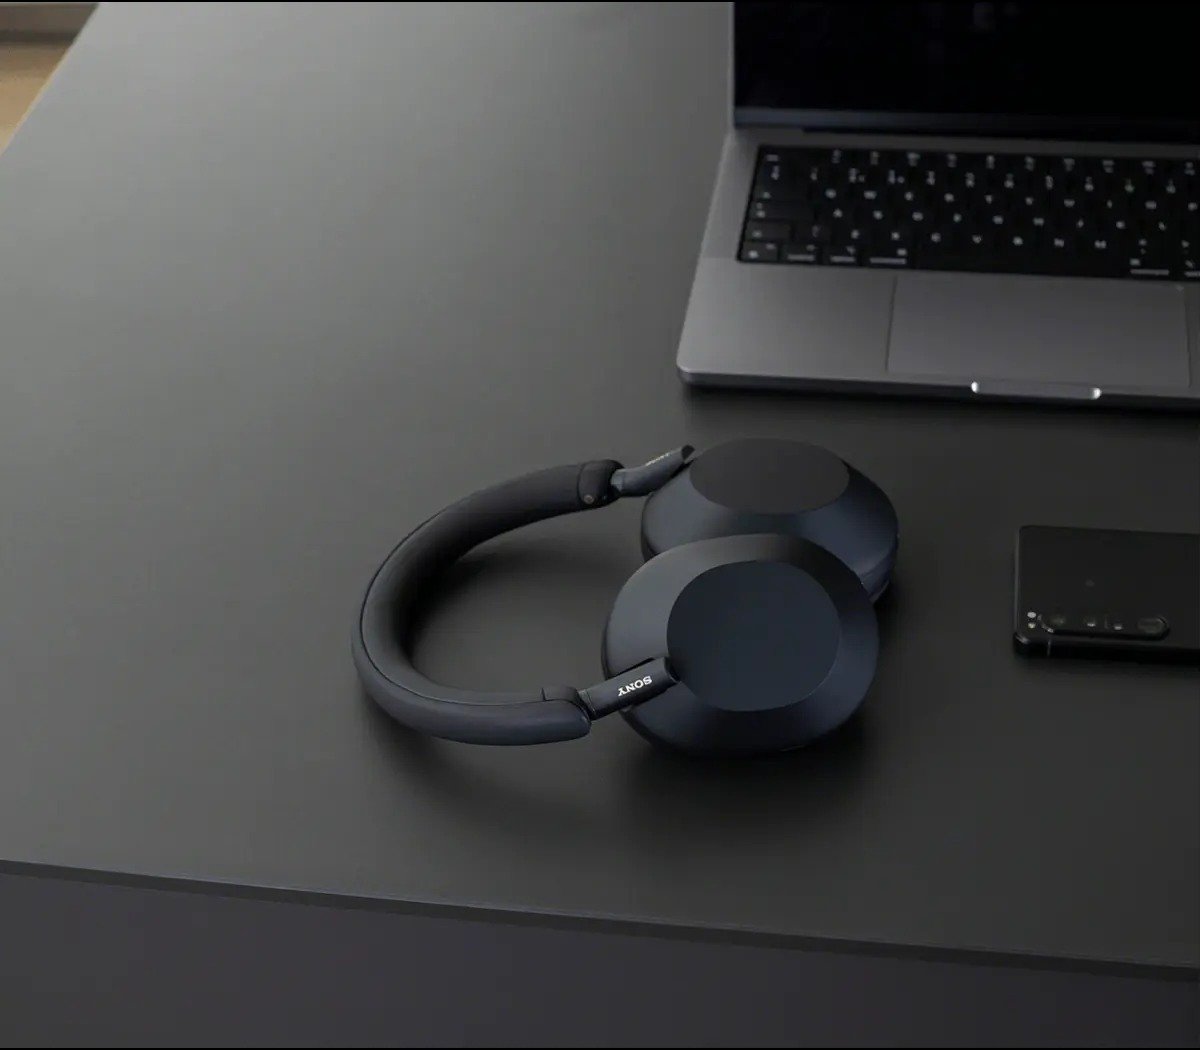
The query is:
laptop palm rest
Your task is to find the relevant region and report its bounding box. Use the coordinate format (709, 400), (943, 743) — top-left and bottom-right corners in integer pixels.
(886, 273), (1190, 389)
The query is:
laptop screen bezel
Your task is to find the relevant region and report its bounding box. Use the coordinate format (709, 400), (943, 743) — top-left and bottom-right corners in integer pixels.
(731, 4), (1200, 145)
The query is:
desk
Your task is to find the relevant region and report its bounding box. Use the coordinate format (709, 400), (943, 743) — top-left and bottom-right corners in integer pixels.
(0, 4), (1196, 1045)
(0, 39), (68, 150)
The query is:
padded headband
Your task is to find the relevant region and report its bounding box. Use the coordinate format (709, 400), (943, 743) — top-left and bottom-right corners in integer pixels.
(352, 450), (691, 745)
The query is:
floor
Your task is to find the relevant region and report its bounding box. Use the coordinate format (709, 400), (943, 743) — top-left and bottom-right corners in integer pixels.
(0, 39), (72, 152)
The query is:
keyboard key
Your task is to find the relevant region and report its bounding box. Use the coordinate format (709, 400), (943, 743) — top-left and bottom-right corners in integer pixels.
(824, 245), (861, 265)
(783, 243), (819, 263)
(752, 183), (805, 203)
(750, 201), (813, 223)
(745, 221), (790, 242)
(740, 241), (779, 262)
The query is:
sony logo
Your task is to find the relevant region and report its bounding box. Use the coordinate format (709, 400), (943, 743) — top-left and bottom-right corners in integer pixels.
(617, 676), (652, 698)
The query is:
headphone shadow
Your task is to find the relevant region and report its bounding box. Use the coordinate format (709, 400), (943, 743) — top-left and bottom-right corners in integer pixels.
(363, 692), (875, 850)
(362, 700), (604, 836)
(872, 573), (904, 636)
(615, 706), (874, 846)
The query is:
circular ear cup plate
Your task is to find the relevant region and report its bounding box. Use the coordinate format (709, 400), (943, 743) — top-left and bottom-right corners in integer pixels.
(667, 561), (841, 710)
(641, 439), (899, 602)
(689, 439), (850, 514)
(603, 534), (878, 756)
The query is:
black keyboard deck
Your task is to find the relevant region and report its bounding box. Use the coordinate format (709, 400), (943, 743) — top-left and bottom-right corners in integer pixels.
(742, 146), (1199, 281)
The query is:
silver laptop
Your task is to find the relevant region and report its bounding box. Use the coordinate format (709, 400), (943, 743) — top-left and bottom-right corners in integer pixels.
(678, 1), (1200, 409)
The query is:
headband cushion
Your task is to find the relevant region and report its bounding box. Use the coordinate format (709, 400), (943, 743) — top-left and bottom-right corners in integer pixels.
(353, 462), (616, 745)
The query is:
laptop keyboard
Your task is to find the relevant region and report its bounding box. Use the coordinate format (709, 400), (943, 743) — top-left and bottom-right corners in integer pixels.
(742, 146), (1199, 281)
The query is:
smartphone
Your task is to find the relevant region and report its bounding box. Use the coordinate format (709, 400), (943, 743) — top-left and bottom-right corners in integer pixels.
(1014, 525), (1200, 664)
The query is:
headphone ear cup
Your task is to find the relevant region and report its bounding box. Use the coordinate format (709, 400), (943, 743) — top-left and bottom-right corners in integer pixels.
(641, 439), (898, 601)
(603, 534), (878, 756)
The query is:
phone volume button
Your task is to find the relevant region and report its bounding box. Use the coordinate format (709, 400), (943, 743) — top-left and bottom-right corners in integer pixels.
(1135, 615), (1169, 639)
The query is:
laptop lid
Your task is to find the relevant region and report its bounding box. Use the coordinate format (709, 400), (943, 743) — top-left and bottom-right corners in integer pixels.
(734, 1), (1199, 143)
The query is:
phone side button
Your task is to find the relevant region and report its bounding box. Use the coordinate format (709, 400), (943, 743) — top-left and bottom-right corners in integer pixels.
(1135, 615), (1169, 639)
(971, 379), (1103, 402)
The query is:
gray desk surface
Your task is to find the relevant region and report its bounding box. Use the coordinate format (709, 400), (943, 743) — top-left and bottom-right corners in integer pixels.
(0, 3), (1196, 979)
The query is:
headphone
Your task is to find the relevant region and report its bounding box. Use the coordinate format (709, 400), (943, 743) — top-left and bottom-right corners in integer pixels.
(352, 438), (898, 756)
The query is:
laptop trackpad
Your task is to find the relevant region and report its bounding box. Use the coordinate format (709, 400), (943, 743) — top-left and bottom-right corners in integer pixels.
(886, 273), (1190, 389)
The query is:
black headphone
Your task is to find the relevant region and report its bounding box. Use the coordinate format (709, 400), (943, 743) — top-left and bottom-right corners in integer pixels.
(352, 438), (898, 756)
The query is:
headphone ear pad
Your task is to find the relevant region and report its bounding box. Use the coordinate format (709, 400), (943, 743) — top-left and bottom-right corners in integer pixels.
(602, 534), (878, 756)
(641, 439), (898, 602)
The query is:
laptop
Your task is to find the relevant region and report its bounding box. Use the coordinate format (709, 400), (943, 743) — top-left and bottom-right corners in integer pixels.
(677, 2), (1200, 408)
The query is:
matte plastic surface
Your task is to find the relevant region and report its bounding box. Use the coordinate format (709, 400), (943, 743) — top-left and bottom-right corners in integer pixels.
(605, 535), (878, 754)
(642, 439), (899, 600)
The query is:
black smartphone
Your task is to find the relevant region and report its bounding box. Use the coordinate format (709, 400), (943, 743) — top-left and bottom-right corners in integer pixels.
(1014, 525), (1200, 664)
